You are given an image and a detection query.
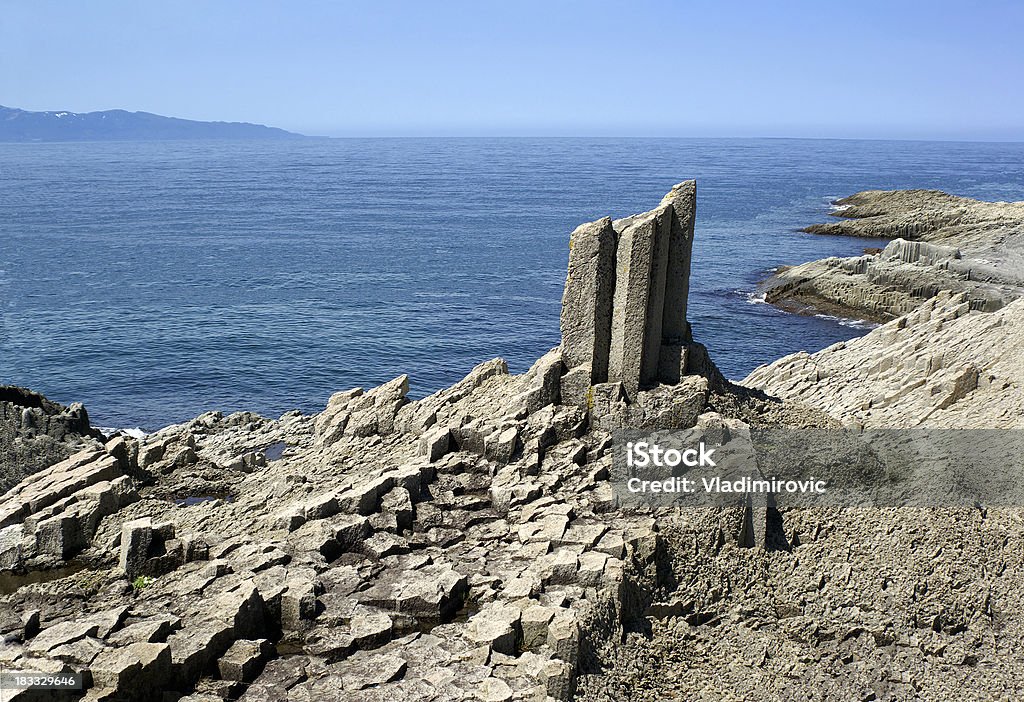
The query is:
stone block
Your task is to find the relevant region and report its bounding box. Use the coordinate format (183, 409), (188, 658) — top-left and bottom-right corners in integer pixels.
(218, 638), (272, 683)
(349, 605), (393, 649)
(520, 605), (556, 650)
(281, 578), (318, 630)
(608, 207), (667, 396)
(659, 180), (697, 343)
(119, 517), (155, 579)
(418, 425), (451, 462)
(559, 365), (593, 408)
(466, 602), (521, 656)
(560, 217), (617, 381)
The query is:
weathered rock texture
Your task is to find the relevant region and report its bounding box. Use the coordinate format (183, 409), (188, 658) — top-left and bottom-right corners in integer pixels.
(0, 385), (103, 494)
(0, 184), (743, 702)
(744, 291), (1024, 429)
(561, 182), (700, 400)
(559, 181), (724, 429)
(763, 190), (1024, 321)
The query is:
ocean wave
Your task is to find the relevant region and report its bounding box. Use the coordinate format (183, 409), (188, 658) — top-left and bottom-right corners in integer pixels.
(813, 313), (878, 330)
(97, 426), (148, 440)
(740, 290), (768, 305)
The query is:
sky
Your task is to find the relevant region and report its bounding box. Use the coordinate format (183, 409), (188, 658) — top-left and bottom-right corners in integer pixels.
(1, 0), (1022, 140)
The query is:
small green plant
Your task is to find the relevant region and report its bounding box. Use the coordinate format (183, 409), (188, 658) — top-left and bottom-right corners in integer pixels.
(131, 575), (154, 592)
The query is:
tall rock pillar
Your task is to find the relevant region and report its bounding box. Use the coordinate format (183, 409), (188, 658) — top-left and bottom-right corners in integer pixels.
(559, 180), (705, 403)
(560, 217), (617, 382)
(659, 180), (696, 343)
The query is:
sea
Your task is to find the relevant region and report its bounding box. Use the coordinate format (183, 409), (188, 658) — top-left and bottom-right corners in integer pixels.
(2, 138), (1023, 431)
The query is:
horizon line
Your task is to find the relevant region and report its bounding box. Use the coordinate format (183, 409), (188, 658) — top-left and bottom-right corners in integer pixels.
(301, 133), (1024, 144)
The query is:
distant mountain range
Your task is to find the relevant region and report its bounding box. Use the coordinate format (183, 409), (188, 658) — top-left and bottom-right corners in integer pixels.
(0, 105), (306, 141)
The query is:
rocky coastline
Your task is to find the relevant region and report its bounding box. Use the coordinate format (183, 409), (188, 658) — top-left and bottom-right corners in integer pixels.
(762, 189), (1024, 322)
(2, 183), (1023, 701)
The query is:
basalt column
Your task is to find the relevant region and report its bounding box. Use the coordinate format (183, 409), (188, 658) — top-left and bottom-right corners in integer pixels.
(656, 180), (697, 383)
(559, 217), (617, 405)
(607, 204), (672, 397)
(558, 180), (700, 403)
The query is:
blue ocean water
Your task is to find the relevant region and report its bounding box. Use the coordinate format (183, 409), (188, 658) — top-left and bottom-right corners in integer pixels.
(2, 138), (1023, 430)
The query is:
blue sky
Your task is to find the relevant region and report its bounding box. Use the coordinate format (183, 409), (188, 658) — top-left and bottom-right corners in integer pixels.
(2, 0), (1022, 139)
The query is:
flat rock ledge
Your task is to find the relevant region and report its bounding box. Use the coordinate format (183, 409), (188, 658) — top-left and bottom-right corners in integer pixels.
(762, 189), (1024, 321)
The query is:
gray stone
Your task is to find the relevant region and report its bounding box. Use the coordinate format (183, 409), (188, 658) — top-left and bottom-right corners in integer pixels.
(349, 605), (393, 649)
(168, 621), (234, 685)
(517, 349), (564, 413)
(559, 365), (593, 408)
(657, 343), (689, 385)
(104, 435), (130, 471)
(547, 610), (580, 667)
(560, 217), (617, 382)
(281, 577), (318, 629)
(215, 580), (267, 640)
(28, 620), (100, 654)
(119, 518), (154, 579)
(418, 425), (451, 461)
(485, 426), (520, 465)
(341, 652), (407, 690)
(90, 642), (171, 694)
(218, 638), (272, 682)
(659, 180), (697, 344)
(602, 210), (659, 397)
(521, 605), (556, 651)
(303, 491), (339, 521)
(477, 677), (515, 702)
(466, 602), (521, 656)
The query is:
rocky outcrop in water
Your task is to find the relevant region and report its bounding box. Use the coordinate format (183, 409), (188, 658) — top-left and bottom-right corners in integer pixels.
(763, 190), (1024, 321)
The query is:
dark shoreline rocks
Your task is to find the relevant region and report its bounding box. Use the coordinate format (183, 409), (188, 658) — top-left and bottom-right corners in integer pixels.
(1, 385), (104, 495)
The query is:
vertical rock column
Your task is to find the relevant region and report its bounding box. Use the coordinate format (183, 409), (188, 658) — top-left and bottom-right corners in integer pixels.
(657, 180), (697, 383)
(559, 217), (617, 406)
(558, 180), (700, 403)
(659, 180), (697, 343)
(607, 205), (672, 397)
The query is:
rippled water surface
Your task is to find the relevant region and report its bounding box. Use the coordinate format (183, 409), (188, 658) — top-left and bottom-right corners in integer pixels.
(3, 138), (1023, 428)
